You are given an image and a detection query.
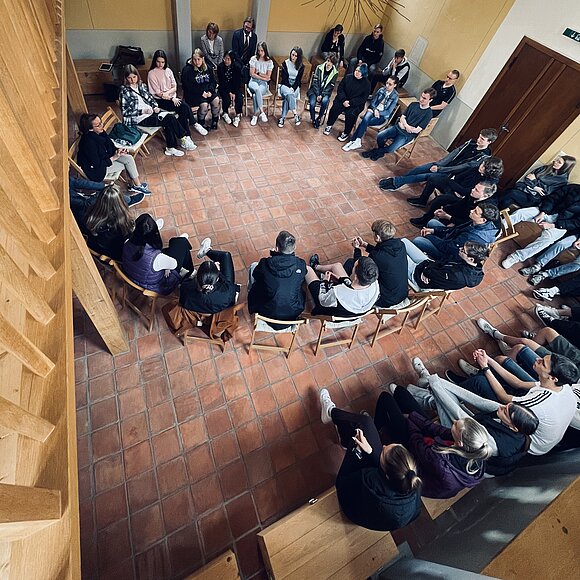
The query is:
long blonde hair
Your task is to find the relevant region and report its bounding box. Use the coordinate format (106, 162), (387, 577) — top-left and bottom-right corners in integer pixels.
(434, 418), (492, 474)
(191, 48), (208, 72)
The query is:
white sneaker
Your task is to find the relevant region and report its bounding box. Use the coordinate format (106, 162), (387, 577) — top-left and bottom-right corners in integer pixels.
(319, 388), (335, 424)
(385, 383), (398, 396)
(232, 116), (240, 127)
(155, 218), (164, 230)
(535, 304), (559, 325)
(412, 357), (429, 379)
(533, 287), (559, 301)
(259, 112), (268, 123)
(197, 237), (212, 259)
(165, 147), (185, 157)
(349, 138), (362, 151)
(458, 359), (479, 376)
(477, 318), (501, 339)
(294, 114), (301, 126)
(341, 141), (352, 152)
(179, 232), (189, 239)
(180, 136), (197, 151)
(250, 115), (258, 126)
(193, 123), (208, 136)
(222, 113), (232, 124)
(501, 254), (519, 269)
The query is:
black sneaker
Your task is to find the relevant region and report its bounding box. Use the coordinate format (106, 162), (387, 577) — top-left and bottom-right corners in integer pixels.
(407, 197), (427, 208)
(361, 150), (375, 159)
(445, 369), (467, 384)
(409, 217), (428, 228)
(313, 119), (320, 129)
(309, 254), (320, 270)
(378, 178), (396, 191)
(338, 132), (349, 142)
(127, 192), (145, 207)
(370, 153), (383, 161)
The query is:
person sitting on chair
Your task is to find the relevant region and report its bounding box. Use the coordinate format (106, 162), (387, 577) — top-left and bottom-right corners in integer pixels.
(320, 24), (345, 68)
(348, 24), (384, 76)
(369, 48), (410, 95)
(277, 46), (305, 128)
(306, 53), (338, 129)
(361, 88), (435, 161)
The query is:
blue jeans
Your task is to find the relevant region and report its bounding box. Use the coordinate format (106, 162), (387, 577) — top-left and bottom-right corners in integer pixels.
(351, 110), (386, 141)
(393, 162), (437, 188)
(248, 79), (269, 113)
(308, 94), (330, 122)
(412, 235), (447, 260)
(280, 85), (299, 118)
(374, 125), (415, 157)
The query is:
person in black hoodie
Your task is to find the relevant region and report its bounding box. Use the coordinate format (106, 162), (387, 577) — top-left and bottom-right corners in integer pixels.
(404, 239), (490, 291)
(179, 238), (237, 314)
(349, 220), (408, 308)
(248, 231), (306, 328)
(320, 24), (345, 68)
(217, 51), (243, 127)
(319, 389), (422, 531)
(348, 24), (384, 75)
(323, 63), (371, 142)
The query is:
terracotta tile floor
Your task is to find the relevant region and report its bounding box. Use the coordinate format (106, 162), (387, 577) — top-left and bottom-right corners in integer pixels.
(75, 109), (544, 579)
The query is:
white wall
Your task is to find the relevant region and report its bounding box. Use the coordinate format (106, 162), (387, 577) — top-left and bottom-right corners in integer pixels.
(433, 0), (580, 148)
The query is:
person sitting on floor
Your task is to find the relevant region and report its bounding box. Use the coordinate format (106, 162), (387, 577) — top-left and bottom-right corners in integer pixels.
(306, 255), (379, 317)
(411, 202), (499, 260)
(403, 361), (539, 476)
(247, 230), (306, 328)
(361, 88), (435, 161)
(403, 240), (490, 291)
(444, 343), (578, 456)
(342, 75), (399, 152)
(319, 388), (422, 531)
(409, 180), (497, 229)
(349, 220), (409, 309)
(323, 63), (371, 142)
(178, 238), (237, 314)
(121, 213), (194, 295)
(306, 53), (338, 129)
(501, 183), (580, 270)
(499, 155), (576, 210)
(378, 128), (497, 192)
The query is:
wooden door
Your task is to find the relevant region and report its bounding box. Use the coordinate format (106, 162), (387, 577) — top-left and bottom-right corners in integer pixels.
(452, 38), (580, 188)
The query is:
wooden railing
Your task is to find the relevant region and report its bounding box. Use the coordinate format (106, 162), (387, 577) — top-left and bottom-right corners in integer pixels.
(0, 0), (81, 577)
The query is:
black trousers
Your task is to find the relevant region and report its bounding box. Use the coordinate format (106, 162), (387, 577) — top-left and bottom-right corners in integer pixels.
(327, 102), (364, 134)
(163, 237), (193, 272)
(206, 249), (235, 285)
(219, 89), (243, 115)
(139, 113), (186, 148)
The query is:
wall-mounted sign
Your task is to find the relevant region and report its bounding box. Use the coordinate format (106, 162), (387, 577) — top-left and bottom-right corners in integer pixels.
(562, 28), (580, 42)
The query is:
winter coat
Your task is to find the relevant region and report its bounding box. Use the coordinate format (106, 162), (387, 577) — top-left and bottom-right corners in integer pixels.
(307, 63), (338, 99)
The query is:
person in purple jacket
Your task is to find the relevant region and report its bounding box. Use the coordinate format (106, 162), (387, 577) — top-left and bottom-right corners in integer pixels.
(372, 386), (492, 499)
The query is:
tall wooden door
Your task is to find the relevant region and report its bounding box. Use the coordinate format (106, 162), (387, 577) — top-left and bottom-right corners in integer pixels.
(452, 37), (580, 188)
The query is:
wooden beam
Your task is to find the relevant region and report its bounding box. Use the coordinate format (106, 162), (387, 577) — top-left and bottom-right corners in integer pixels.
(0, 312), (55, 377)
(69, 212), (129, 355)
(66, 45), (87, 117)
(0, 395), (55, 442)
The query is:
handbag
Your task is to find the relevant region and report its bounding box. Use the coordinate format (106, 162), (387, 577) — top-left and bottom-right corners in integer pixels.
(111, 45), (145, 67)
(108, 123), (142, 145)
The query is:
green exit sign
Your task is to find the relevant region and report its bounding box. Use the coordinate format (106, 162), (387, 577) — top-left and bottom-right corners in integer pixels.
(563, 28), (580, 42)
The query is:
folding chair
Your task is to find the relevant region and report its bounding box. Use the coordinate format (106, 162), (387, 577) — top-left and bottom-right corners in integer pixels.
(244, 84), (274, 117)
(249, 314), (307, 358)
(392, 117), (439, 165)
(111, 261), (162, 332)
(304, 312), (372, 355)
(370, 295), (431, 347)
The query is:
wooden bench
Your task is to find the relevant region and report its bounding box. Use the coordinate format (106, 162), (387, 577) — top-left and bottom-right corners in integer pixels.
(257, 487), (398, 579)
(73, 59), (148, 95)
(421, 488), (471, 519)
(184, 549), (240, 579)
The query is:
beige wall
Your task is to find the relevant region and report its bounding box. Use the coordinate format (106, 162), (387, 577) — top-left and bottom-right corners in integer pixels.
(191, 1), (252, 30)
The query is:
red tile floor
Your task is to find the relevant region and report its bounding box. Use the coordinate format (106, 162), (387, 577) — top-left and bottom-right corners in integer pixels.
(74, 107), (544, 579)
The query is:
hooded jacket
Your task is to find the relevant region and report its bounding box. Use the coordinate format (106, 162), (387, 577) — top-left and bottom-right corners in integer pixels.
(406, 412), (485, 499)
(428, 219), (498, 257)
(179, 275), (236, 315)
(382, 57), (410, 87)
(336, 467), (421, 531)
(414, 258), (484, 291)
(307, 63), (338, 99)
(540, 184), (580, 235)
(356, 33), (384, 66)
(248, 252), (306, 322)
(181, 61), (217, 107)
(365, 239), (408, 307)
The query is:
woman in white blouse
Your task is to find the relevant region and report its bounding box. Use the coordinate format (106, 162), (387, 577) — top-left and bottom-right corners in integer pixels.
(248, 42), (274, 126)
(200, 23), (224, 71)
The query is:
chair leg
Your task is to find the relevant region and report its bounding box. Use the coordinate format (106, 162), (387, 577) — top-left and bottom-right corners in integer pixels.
(314, 321), (326, 355)
(347, 324), (360, 349)
(414, 300), (431, 328)
(286, 328), (299, 358)
(249, 323), (258, 352)
(147, 296), (157, 333)
(370, 317), (382, 348)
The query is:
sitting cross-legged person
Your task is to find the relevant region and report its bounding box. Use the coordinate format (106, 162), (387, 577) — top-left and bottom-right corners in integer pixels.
(402, 361), (539, 476)
(501, 183), (580, 269)
(318, 388), (422, 531)
(341, 75), (399, 152)
(412, 202), (499, 260)
(410, 180), (497, 229)
(349, 220), (408, 309)
(306, 255), (379, 317)
(361, 88), (435, 161)
(378, 128), (497, 191)
(247, 230), (306, 328)
(403, 239), (490, 291)
(444, 346), (578, 456)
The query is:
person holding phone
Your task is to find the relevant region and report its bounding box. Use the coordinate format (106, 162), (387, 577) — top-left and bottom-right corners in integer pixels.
(319, 388), (422, 531)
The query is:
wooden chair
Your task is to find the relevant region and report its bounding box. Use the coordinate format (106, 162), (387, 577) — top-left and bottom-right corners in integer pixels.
(490, 208), (520, 251)
(243, 84), (274, 117)
(392, 117), (439, 165)
(273, 66), (302, 118)
(184, 549), (240, 580)
(370, 295), (431, 347)
(111, 261), (162, 332)
(421, 489), (471, 519)
(87, 249), (115, 295)
(249, 313), (307, 358)
(101, 105), (152, 157)
(410, 289), (454, 321)
(304, 311), (371, 355)
(180, 302), (245, 352)
(367, 104), (401, 134)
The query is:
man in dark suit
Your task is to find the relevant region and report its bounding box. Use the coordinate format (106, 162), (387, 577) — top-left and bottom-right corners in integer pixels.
(232, 16), (258, 82)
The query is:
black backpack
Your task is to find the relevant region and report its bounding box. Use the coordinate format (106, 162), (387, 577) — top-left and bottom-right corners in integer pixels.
(111, 45), (145, 67)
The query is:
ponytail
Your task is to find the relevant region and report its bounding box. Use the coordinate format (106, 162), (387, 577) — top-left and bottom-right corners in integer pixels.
(382, 444), (422, 494)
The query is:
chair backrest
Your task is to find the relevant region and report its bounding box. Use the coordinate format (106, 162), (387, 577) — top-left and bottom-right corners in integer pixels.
(253, 313), (307, 332)
(101, 106), (121, 132)
(493, 207), (520, 247)
(419, 117), (439, 139)
(112, 260), (160, 297)
(68, 137), (88, 179)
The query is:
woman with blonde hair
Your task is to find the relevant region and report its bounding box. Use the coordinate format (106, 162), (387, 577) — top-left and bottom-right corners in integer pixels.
(181, 48), (221, 131)
(319, 389), (422, 531)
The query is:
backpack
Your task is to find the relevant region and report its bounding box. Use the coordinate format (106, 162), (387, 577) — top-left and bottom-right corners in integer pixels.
(111, 45), (145, 67)
(108, 123), (142, 145)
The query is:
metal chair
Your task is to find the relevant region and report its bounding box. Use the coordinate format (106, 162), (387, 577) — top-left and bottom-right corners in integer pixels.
(249, 314), (307, 358)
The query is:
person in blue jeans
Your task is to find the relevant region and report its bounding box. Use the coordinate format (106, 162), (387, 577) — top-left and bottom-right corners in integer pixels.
(519, 236), (580, 286)
(361, 88), (435, 161)
(306, 54), (338, 128)
(342, 76), (398, 151)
